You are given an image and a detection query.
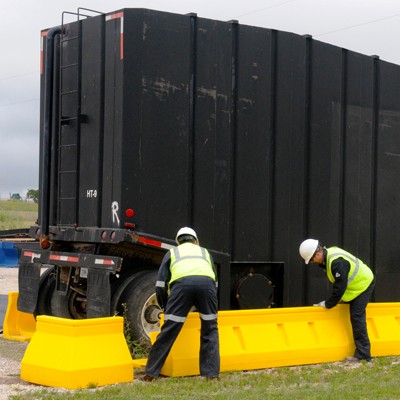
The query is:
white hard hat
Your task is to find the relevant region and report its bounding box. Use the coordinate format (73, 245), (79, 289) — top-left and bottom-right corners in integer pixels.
(299, 239), (319, 264)
(175, 227), (198, 244)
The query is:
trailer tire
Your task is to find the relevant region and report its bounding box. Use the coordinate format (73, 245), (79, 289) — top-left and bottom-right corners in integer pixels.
(117, 270), (161, 341)
(34, 266), (56, 317)
(50, 289), (73, 318)
(50, 282), (87, 319)
(111, 270), (149, 313)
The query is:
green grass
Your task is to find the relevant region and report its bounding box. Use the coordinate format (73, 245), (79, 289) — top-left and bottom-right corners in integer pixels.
(7, 356), (400, 399)
(0, 200), (38, 230)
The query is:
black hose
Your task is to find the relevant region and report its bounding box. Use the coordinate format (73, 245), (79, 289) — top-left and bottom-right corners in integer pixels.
(40, 26), (62, 247)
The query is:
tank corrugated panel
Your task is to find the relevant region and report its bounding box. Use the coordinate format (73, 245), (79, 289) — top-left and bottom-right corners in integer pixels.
(39, 8), (400, 305)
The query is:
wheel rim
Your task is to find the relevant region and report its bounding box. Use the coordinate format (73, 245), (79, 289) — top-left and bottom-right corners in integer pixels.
(67, 290), (87, 319)
(141, 293), (162, 338)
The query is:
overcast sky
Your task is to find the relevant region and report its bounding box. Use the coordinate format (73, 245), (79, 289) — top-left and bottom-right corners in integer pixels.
(1, 0), (400, 199)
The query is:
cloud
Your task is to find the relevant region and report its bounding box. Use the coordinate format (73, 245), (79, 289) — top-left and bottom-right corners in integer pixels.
(1, 0), (400, 199)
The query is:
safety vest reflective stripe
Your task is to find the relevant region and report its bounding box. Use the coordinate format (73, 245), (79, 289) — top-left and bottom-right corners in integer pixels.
(156, 281), (165, 288)
(172, 246), (209, 262)
(169, 243), (215, 285)
(200, 313), (218, 321)
(164, 314), (186, 323)
(164, 313), (218, 323)
(329, 251), (359, 284)
(326, 247), (373, 302)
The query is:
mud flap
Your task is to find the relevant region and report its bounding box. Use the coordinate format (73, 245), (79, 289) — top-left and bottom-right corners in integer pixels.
(17, 262), (42, 314)
(87, 269), (112, 318)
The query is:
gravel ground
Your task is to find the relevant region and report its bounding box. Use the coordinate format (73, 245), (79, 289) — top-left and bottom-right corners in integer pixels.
(0, 267), (69, 399)
(0, 268), (140, 399)
(0, 268), (18, 296)
(0, 267), (34, 399)
(0, 340), (39, 400)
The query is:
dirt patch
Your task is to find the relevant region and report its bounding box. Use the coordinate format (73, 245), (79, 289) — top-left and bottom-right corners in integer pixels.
(0, 336), (69, 399)
(0, 267), (18, 295)
(0, 337), (30, 399)
(0, 274), (40, 399)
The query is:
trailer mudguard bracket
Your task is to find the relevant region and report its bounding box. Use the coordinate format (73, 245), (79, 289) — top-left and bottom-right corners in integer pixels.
(17, 262), (42, 314)
(87, 269), (112, 318)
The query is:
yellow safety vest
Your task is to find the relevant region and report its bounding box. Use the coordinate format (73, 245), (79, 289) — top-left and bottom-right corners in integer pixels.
(326, 247), (373, 302)
(169, 242), (215, 285)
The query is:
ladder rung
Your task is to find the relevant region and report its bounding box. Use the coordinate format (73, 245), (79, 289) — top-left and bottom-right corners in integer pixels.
(61, 116), (78, 121)
(61, 63), (79, 70)
(58, 16), (82, 226)
(60, 90), (79, 96)
(61, 35), (80, 43)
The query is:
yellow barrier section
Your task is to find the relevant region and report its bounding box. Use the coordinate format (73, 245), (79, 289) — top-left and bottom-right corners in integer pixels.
(20, 315), (134, 389)
(3, 292), (36, 342)
(132, 358), (147, 368)
(367, 303), (400, 357)
(149, 303), (400, 377)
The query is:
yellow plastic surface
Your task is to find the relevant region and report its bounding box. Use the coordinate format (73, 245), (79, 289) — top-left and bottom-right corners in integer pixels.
(3, 292), (36, 342)
(132, 358), (147, 368)
(20, 315), (134, 389)
(367, 303), (400, 356)
(148, 303), (400, 377)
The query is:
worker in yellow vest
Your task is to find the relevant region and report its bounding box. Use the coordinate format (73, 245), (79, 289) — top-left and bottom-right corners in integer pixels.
(144, 227), (220, 380)
(299, 239), (375, 362)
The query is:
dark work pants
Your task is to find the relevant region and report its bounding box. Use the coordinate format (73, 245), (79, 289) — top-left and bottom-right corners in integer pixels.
(145, 276), (220, 378)
(349, 278), (375, 360)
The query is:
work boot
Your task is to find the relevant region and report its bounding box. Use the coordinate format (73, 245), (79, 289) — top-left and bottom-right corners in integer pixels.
(343, 356), (360, 363)
(343, 356), (371, 363)
(141, 374), (155, 382)
(204, 376), (220, 381)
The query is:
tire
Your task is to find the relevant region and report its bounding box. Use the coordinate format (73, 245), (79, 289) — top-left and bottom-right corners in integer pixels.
(50, 278), (87, 319)
(116, 270), (161, 341)
(36, 266), (86, 319)
(35, 266), (56, 317)
(55, 270), (151, 319)
(50, 288), (87, 319)
(111, 270), (148, 314)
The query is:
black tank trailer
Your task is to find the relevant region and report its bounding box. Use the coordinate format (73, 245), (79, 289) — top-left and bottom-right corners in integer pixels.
(17, 7), (400, 340)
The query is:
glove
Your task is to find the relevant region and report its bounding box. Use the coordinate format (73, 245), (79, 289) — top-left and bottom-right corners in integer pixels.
(313, 300), (326, 308)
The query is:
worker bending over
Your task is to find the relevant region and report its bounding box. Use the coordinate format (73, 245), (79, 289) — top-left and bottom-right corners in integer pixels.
(299, 239), (375, 362)
(144, 227), (220, 380)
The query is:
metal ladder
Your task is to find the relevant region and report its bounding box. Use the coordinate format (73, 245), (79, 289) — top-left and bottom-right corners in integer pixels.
(56, 9), (102, 226)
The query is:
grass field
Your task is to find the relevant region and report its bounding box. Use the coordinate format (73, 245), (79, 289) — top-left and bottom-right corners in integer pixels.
(2, 336), (400, 400)
(0, 200), (38, 230)
(2, 349), (400, 400)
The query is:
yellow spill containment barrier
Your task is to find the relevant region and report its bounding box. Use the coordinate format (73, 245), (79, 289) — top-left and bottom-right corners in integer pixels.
(3, 292), (36, 342)
(367, 303), (400, 356)
(5, 290), (400, 381)
(149, 303), (400, 377)
(20, 315), (134, 389)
